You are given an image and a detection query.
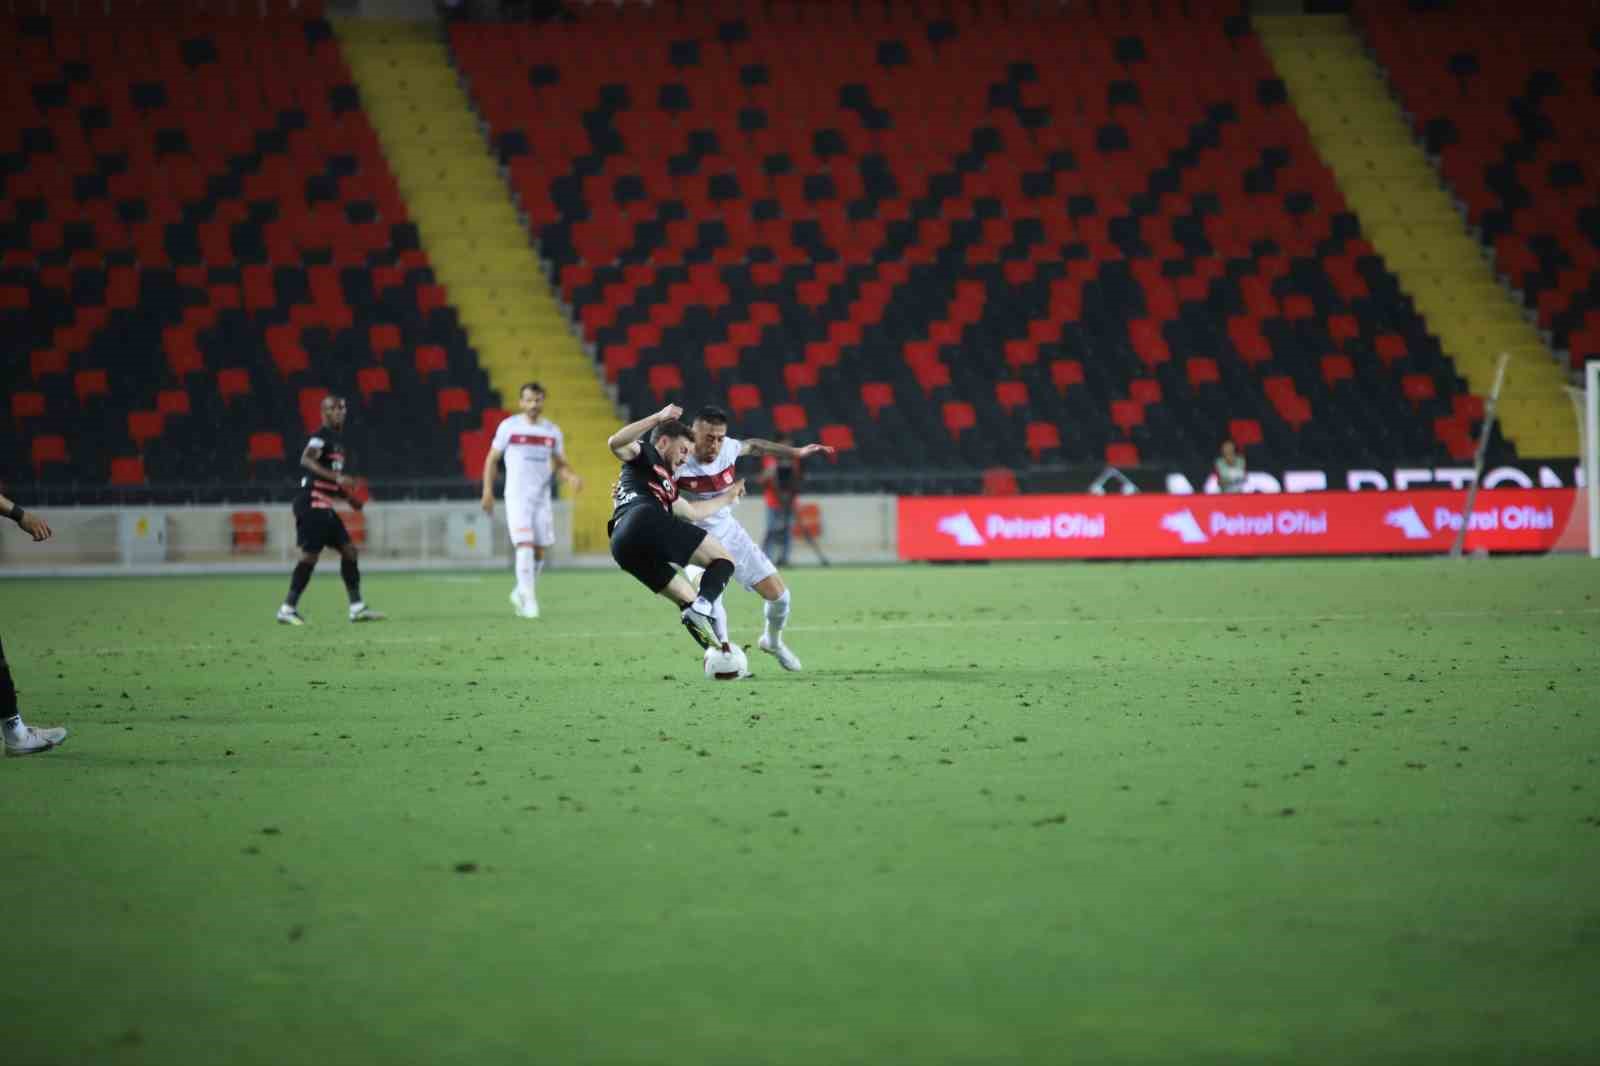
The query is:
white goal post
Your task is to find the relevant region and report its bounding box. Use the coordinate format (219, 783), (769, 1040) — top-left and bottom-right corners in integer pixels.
(1587, 361), (1599, 559)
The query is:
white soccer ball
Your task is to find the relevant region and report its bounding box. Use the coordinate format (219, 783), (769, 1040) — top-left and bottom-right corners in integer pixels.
(703, 644), (749, 680)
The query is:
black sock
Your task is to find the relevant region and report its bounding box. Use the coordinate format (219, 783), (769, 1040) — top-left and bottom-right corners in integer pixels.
(696, 558), (734, 605)
(285, 561), (315, 608)
(0, 637), (15, 720)
(341, 557), (362, 604)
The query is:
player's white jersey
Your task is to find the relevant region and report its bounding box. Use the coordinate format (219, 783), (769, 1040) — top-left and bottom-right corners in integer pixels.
(491, 414), (565, 501)
(675, 436), (742, 533)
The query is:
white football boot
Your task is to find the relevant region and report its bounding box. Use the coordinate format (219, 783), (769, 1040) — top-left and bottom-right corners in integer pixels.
(349, 603), (387, 622)
(512, 588), (540, 619)
(276, 605), (306, 626)
(758, 633), (802, 671)
(4, 723), (68, 756)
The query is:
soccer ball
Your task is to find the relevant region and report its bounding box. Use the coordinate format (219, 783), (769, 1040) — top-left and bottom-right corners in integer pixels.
(703, 643), (750, 680)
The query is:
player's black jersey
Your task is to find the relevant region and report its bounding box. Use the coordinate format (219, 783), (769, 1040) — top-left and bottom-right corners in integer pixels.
(610, 437), (679, 523)
(296, 426), (347, 510)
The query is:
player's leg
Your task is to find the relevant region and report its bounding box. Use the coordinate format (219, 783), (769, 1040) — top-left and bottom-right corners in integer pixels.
(1, 635), (67, 756)
(278, 505), (323, 624)
(681, 564), (731, 643)
(722, 522), (802, 671)
(335, 521), (384, 622)
(507, 494), (538, 616)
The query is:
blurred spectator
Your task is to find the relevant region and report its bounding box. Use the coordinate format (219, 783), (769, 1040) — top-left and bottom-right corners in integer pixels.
(1214, 439), (1247, 493)
(761, 433), (800, 565)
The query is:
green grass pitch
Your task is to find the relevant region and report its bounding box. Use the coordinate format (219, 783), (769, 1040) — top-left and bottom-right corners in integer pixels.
(3, 557), (1599, 1065)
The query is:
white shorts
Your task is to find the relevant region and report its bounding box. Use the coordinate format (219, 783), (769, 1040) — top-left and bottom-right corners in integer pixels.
(706, 520), (778, 590)
(506, 493), (555, 548)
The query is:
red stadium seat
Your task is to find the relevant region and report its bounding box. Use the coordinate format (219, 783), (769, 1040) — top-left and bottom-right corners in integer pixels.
(459, 428), (492, 481)
(415, 345), (448, 377)
(1321, 354), (1354, 386)
(783, 362), (818, 395)
(300, 387), (331, 433)
(861, 382), (894, 418)
(1025, 422), (1061, 462)
(1111, 400), (1144, 432)
(819, 424), (855, 453)
(369, 323), (402, 354)
(357, 366), (392, 403)
(31, 435), (68, 474)
(941, 401), (976, 439)
(74, 369), (109, 405)
(218, 368), (252, 404)
(995, 380), (1029, 414)
(1049, 360), (1084, 393)
(230, 511), (268, 554)
(1228, 419), (1264, 448)
(11, 392), (46, 422)
(156, 390), (191, 417)
(1186, 358), (1220, 387)
(437, 387), (471, 422)
(481, 409), (510, 432)
(30, 350), (67, 380)
(647, 363), (684, 401)
(729, 383), (761, 418)
(1375, 333), (1408, 366)
(248, 432), (286, 463)
(1401, 374), (1437, 404)
(1106, 442), (1140, 467)
(982, 467), (1019, 495)
(127, 411), (164, 449)
(109, 456), (146, 486)
(772, 403), (808, 434)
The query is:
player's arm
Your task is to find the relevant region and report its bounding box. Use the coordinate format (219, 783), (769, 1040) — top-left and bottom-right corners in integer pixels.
(608, 403), (681, 460)
(0, 492), (52, 542)
(740, 437), (835, 461)
(553, 452), (583, 492)
(300, 441), (351, 490)
(671, 479), (745, 522)
(479, 446), (504, 514)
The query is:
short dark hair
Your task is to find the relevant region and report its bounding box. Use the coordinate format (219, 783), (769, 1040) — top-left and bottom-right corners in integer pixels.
(653, 419), (693, 443)
(519, 382), (545, 397)
(693, 405), (728, 426)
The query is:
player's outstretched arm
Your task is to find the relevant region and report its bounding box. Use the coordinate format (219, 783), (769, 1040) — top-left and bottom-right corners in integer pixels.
(480, 446), (504, 514)
(673, 479), (745, 522)
(609, 404), (681, 460)
(0, 493), (52, 542)
(741, 438), (836, 461)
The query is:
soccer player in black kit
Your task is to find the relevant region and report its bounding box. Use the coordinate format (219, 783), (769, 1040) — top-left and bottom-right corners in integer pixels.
(276, 394), (385, 625)
(0, 490), (68, 755)
(608, 404), (745, 650)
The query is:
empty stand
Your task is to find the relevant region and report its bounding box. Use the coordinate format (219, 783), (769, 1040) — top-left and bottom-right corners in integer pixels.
(449, 0), (1512, 479)
(0, 11), (496, 497)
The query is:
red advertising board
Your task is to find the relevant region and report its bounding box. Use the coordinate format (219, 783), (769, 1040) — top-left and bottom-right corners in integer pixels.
(897, 489), (1580, 560)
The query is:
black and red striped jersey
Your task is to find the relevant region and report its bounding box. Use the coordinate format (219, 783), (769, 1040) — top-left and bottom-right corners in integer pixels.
(610, 436), (678, 521)
(296, 427), (347, 511)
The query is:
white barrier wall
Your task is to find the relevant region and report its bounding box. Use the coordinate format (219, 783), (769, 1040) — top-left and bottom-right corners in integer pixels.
(0, 495), (900, 575)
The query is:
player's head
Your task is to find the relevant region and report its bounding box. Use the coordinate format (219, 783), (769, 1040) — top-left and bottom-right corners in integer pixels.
(690, 405), (729, 463)
(1220, 439), (1237, 460)
(519, 382), (545, 419)
(321, 394), (348, 430)
(651, 419), (695, 470)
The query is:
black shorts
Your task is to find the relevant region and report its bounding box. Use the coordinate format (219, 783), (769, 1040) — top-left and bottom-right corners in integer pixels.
(608, 504), (706, 593)
(294, 502), (351, 554)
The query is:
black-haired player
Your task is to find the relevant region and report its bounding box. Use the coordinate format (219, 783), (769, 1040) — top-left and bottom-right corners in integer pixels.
(276, 394), (385, 625)
(1, 491), (68, 755)
(607, 404), (744, 650)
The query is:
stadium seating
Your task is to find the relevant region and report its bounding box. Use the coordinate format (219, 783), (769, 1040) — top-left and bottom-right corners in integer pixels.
(450, 0), (1509, 477)
(0, 10), (496, 498)
(1354, 3), (1600, 370)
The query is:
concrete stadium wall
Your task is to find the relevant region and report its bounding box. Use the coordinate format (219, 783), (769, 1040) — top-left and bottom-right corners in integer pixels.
(0, 495), (900, 575)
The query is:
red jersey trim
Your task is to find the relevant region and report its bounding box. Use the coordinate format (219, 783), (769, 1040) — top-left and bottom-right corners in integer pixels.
(676, 466), (737, 495)
(508, 434), (555, 447)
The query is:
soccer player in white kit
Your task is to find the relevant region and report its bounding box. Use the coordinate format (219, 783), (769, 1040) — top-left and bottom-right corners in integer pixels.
(676, 405), (834, 670)
(480, 382), (582, 618)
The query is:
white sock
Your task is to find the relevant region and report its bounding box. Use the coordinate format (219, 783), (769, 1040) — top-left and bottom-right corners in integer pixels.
(711, 595), (729, 643)
(535, 555), (546, 576)
(2, 714), (24, 740)
(691, 596), (713, 616)
(764, 589), (791, 640)
(515, 546), (536, 602)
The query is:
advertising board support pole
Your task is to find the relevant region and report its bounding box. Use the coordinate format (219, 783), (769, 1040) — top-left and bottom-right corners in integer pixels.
(1450, 352), (1511, 559)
